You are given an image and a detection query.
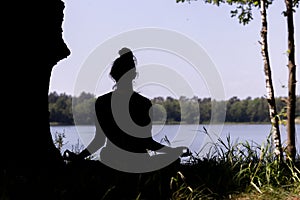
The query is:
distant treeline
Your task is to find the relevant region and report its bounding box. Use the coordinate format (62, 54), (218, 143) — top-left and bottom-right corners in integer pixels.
(48, 91), (300, 125)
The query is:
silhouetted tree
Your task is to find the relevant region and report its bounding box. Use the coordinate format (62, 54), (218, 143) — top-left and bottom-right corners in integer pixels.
(177, 0), (284, 158)
(3, 1), (70, 199)
(283, 0), (299, 160)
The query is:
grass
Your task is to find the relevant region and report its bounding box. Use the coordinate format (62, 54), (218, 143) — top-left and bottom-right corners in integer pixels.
(169, 127), (300, 199)
(52, 127), (299, 199)
(2, 128), (299, 200)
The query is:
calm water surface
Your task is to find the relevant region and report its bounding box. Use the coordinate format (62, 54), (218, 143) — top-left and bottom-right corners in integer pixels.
(50, 124), (300, 158)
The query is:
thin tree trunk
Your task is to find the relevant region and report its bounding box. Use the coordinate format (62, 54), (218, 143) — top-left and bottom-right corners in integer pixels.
(260, 0), (283, 158)
(284, 0), (296, 161)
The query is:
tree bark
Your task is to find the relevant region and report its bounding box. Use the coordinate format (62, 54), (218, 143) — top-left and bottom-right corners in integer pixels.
(2, 1), (70, 198)
(284, 0), (296, 161)
(260, 0), (283, 158)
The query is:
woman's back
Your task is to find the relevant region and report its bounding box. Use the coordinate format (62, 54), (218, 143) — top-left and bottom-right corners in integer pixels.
(95, 91), (164, 153)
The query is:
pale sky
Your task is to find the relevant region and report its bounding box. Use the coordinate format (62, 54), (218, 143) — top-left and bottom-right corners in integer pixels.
(49, 0), (299, 100)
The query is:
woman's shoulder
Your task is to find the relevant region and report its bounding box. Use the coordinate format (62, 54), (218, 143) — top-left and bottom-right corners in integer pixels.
(95, 91), (151, 105)
(133, 91), (150, 100)
(132, 92), (152, 105)
(95, 92), (112, 103)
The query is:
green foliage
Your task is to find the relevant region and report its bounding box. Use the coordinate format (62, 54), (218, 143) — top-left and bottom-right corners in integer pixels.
(176, 0), (274, 25)
(6, 122), (299, 199)
(49, 92), (96, 125)
(49, 92), (73, 124)
(49, 92), (300, 125)
(53, 129), (67, 152)
(53, 130), (94, 160)
(170, 171), (216, 199)
(295, 0), (300, 8)
(180, 96), (200, 124)
(170, 127), (300, 198)
(72, 97), (96, 125)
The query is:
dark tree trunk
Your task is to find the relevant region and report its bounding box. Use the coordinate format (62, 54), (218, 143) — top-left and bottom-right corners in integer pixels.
(2, 1), (70, 199)
(260, 0), (283, 158)
(284, 0), (296, 161)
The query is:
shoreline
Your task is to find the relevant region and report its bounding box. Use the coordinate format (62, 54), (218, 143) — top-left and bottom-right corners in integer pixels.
(50, 121), (300, 126)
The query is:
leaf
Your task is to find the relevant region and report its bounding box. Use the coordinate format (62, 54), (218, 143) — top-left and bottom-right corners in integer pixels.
(253, 1), (259, 6)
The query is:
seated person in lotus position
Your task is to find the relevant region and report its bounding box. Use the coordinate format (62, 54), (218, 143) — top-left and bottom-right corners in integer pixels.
(64, 47), (189, 171)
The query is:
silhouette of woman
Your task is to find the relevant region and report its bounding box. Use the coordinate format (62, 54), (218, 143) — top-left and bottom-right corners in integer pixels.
(64, 47), (189, 171)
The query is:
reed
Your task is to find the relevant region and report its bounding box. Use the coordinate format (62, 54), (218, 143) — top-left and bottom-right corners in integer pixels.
(170, 126), (300, 199)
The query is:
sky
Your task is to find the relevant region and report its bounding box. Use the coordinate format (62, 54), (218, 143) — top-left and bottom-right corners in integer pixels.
(49, 0), (299, 100)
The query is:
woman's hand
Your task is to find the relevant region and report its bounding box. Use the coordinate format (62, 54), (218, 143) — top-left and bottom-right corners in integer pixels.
(180, 147), (192, 157)
(63, 149), (81, 161)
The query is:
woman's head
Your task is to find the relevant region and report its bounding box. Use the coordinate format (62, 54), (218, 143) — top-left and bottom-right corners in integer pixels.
(110, 47), (137, 82)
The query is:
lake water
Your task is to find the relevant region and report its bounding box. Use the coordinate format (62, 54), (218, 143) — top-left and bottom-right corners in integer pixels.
(50, 124), (300, 158)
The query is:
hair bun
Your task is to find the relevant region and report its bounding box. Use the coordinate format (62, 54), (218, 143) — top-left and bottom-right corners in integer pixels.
(119, 47), (133, 57)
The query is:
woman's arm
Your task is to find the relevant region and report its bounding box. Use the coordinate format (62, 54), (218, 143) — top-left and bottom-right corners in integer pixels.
(77, 120), (106, 159)
(63, 111), (106, 161)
